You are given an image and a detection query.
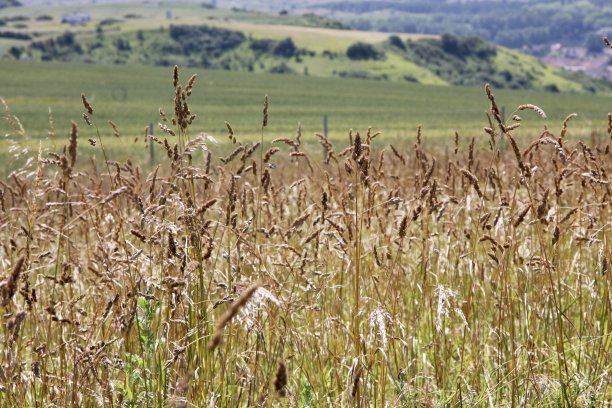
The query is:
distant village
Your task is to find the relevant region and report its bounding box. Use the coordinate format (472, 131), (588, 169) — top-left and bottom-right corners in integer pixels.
(60, 12), (90, 25)
(542, 44), (612, 81)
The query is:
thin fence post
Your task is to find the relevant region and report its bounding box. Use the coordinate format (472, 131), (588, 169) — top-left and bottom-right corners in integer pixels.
(500, 106), (506, 150)
(323, 114), (329, 162)
(323, 114), (328, 138)
(149, 123), (155, 166)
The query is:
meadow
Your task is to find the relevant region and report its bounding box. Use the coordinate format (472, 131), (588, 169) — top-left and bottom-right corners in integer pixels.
(0, 64), (610, 406)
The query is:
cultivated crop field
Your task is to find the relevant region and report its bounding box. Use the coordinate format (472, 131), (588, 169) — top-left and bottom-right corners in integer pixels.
(0, 65), (611, 407)
(2, 60), (611, 175)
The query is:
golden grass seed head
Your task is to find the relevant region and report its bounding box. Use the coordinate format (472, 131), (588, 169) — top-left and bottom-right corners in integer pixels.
(517, 104), (547, 119)
(1, 256), (25, 307)
(352, 132), (362, 160)
(108, 120), (120, 138)
(81, 93), (94, 115)
(460, 168), (483, 198)
(263, 147), (279, 163)
(185, 74), (197, 96)
(274, 362), (287, 397)
(172, 65), (179, 88)
(296, 122), (302, 146)
(159, 108), (168, 122)
(262, 94), (269, 128)
(398, 215), (408, 239)
(68, 121), (78, 168)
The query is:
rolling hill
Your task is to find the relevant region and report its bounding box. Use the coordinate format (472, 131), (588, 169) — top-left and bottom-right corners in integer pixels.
(0, 1), (610, 94)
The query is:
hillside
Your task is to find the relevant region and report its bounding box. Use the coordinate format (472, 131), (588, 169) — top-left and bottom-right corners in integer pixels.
(0, 1), (610, 94)
(220, 0), (612, 81)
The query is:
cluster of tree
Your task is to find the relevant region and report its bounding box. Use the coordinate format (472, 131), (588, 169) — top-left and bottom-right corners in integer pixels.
(28, 32), (83, 61)
(440, 34), (496, 60)
(250, 38), (296, 57)
(10, 25), (311, 73)
(299, 13), (349, 30)
(0, 30), (31, 40)
(391, 34), (533, 89)
(2, 14), (27, 21)
(346, 42), (384, 60)
(0, 0), (21, 9)
(250, 37), (315, 60)
(168, 25), (246, 57)
(326, 0), (612, 53)
(336, 69), (388, 80)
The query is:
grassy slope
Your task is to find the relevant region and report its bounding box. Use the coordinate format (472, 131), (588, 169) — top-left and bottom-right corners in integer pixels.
(1, 2), (609, 93)
(494, 49), (582, 93)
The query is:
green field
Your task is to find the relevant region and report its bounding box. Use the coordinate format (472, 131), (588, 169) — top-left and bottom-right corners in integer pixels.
(0, 61), (612, 178)
(2, 60), (611, 136)
(1, 60), (611, 174)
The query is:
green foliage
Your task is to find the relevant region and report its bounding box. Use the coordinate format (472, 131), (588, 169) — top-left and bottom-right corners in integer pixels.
(337, 69), (388, 80)
(0, 30), (31, 40)
(250, 38), (277, 55)
(300, 12), (349, 30)
(111, 297), (160, 406)
(169, 24), (245, 57)
(346, 41), (384, 60)
(440, 33), (496, 60)
(269, 61), (295, 74)
(8, 45), (20, 59)
(0, 0), (21, 9)
(98, 18), (123, 27)
(114, 353), (153, 407)
(388, 35), (406, 51)
(335, 0), (612, 51)
(399, 36), (538, 89)
(114, 37), (131, 52)
(2, 14), (27, 21)
(299, 381), (315, 407)
(585, 32), (605, 54)
(137, 296), (160, 350)
(28, 31), (83, 61)
(273, 37), (297, 58)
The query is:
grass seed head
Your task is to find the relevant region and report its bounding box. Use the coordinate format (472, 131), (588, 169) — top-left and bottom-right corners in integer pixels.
(1, 256), (26, 307)
(81, 93), (94, 115)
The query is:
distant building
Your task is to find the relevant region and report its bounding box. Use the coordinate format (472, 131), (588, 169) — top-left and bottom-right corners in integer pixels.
(61, 13), (91, 25)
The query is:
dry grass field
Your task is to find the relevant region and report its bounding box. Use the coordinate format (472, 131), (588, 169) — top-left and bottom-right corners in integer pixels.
(0, 66), (610, 407)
